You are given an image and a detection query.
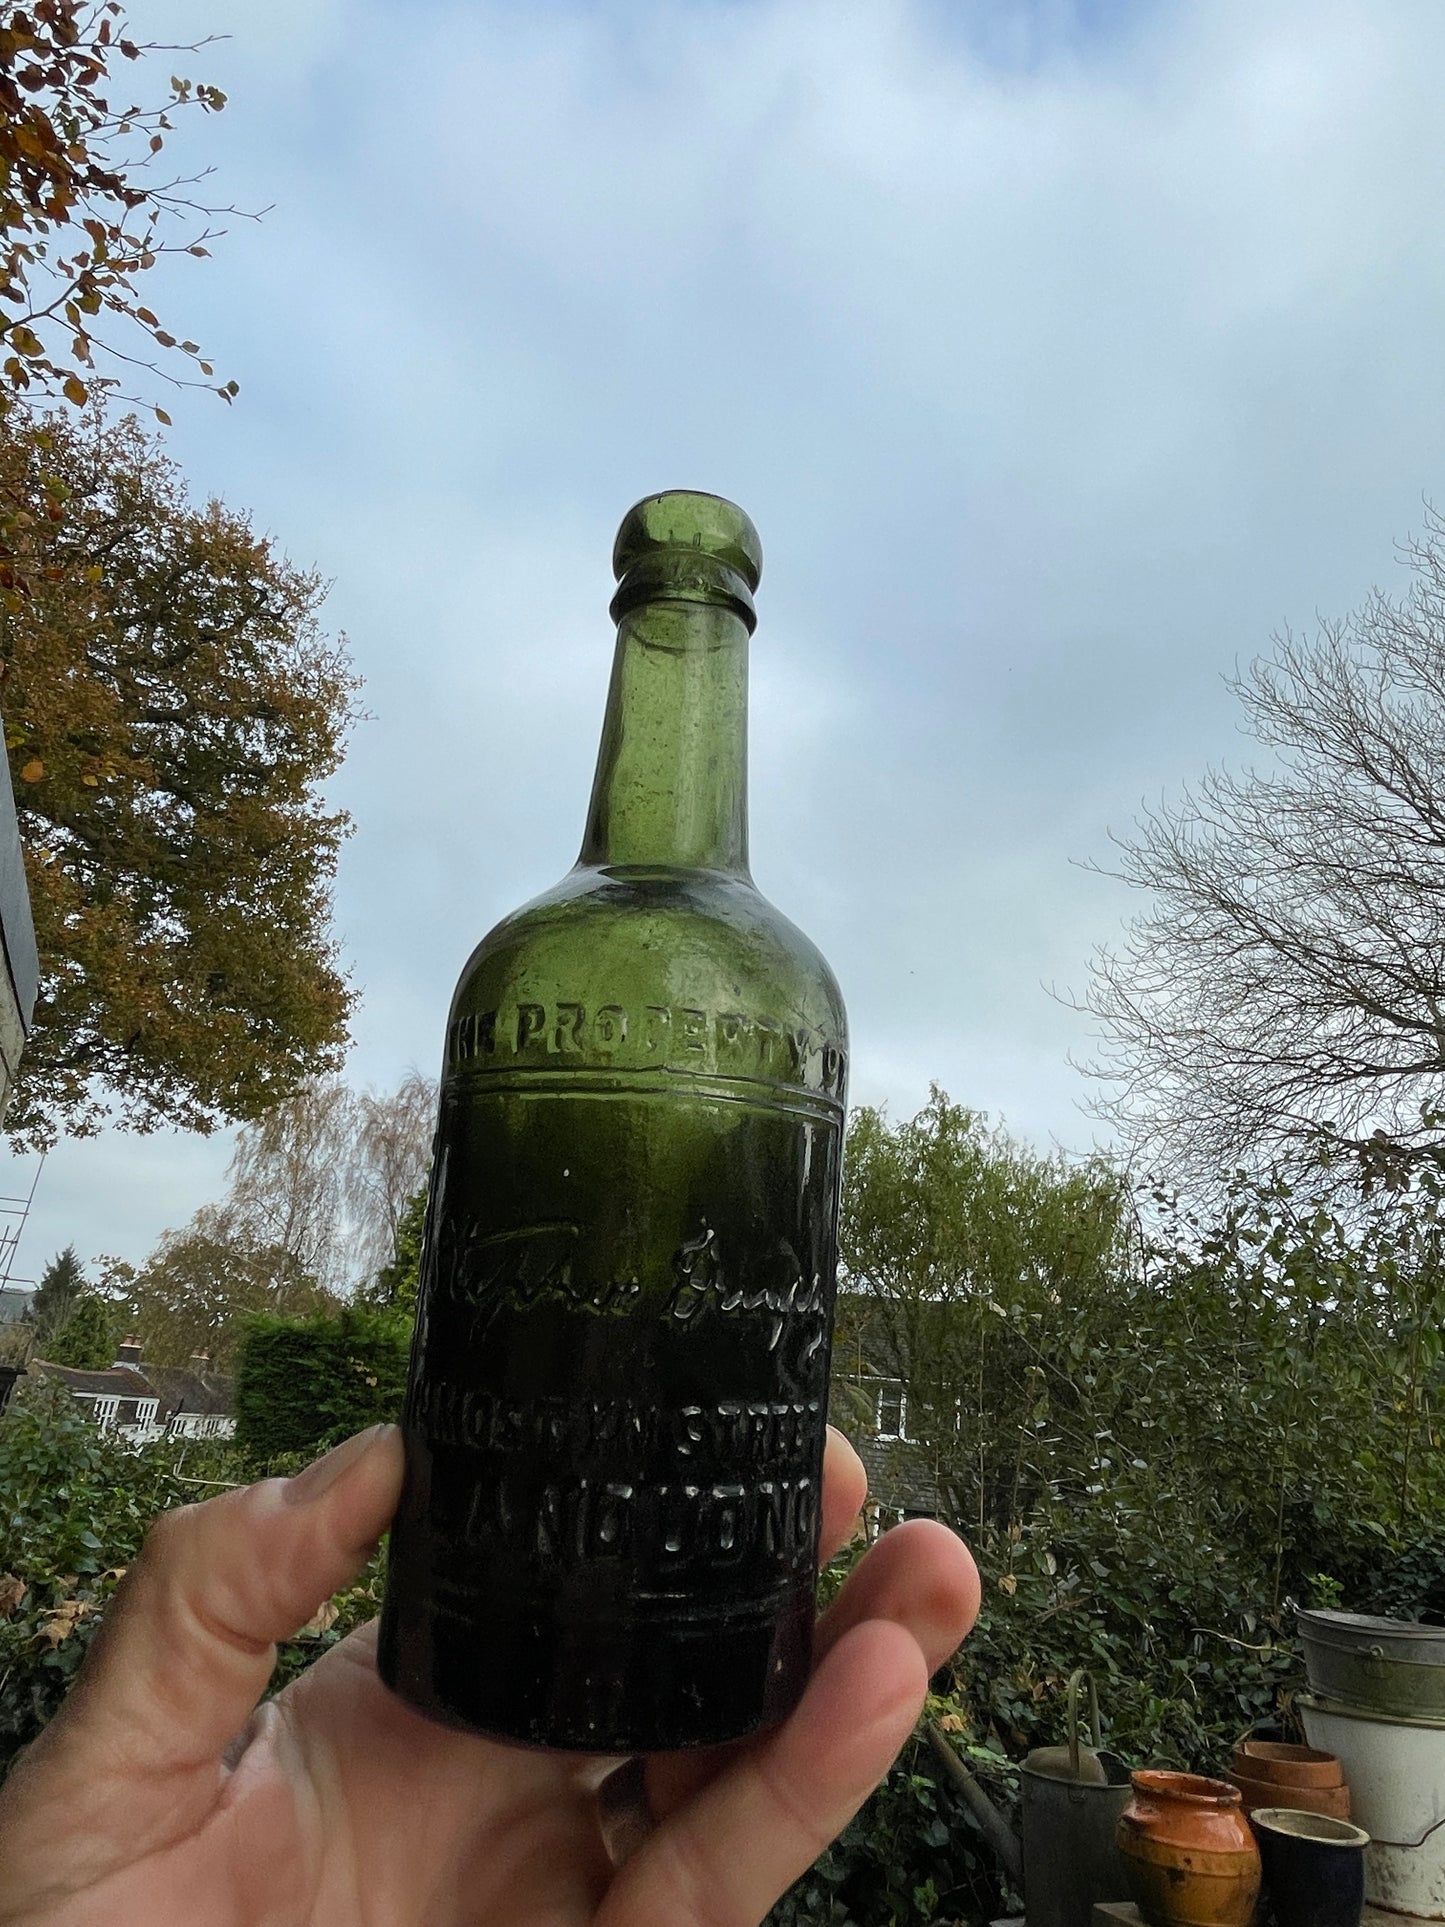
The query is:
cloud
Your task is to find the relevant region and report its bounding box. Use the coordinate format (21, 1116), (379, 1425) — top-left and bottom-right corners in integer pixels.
(10, 0), (1445, 1271)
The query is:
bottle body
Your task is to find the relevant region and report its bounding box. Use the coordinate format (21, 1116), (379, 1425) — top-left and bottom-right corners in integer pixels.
(378, 495), (849, 1751)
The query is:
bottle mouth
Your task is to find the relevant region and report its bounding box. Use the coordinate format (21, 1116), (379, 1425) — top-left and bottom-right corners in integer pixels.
(609, 490), (762, 631)
(609, 551), (757, 631)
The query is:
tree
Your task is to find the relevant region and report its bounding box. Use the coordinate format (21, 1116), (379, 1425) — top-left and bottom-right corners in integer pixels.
(45, 1288), (114, 1367)
(366, 1183), (426, 1312)
(27, 1243), (83, 1343)
(0, 1), (238, 413)
(0, 406), (360, 1148)
(347, 1072), (435, 1287)
(225, 1079), (362, 1300)
(225, 1072), (435, 1298)
(838, 1088), (1133, 1529)
(107, 1203), (337, 1370)
(104, 1072), (436, 1362)
(1081, 510), (1445, 1192)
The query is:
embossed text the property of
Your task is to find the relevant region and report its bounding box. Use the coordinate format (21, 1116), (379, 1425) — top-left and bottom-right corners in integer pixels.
(445, 996), (846, 1099)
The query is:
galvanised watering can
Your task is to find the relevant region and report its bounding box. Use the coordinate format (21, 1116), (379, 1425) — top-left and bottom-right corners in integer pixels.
(1019, 1670), (1135, 1927)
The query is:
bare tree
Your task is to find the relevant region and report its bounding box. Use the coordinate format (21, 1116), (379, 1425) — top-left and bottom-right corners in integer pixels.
(102, 1071), (436, 1364)
(347, 1072), (436, 1285)
(1081, 509), (1445, 1191)
(211, 1071), (435, 1298)
(225, 1079), (359, 1297)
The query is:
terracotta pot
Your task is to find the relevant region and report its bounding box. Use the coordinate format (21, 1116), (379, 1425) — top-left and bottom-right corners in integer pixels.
(1229, 1770), (1352, 1822)
(1232, 1742), (1344, 1790)
(1117, 1770), (1261, 1927)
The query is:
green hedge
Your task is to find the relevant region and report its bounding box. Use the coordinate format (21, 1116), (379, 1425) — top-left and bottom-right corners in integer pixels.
(233, 1306), (411, 1466)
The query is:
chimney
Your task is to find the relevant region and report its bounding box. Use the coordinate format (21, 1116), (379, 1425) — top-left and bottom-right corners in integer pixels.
(188, 1352), (211, 1377)
(115, 1337), (143, 1369)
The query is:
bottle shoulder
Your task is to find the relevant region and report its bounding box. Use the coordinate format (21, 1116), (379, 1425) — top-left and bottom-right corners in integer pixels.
(442, 863), (848, 1103)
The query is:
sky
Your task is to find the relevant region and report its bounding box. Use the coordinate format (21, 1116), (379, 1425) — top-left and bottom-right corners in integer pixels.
(6, 0), (1445, 1285)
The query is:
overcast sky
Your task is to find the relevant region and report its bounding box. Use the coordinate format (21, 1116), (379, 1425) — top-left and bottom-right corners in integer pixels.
(6, 0), (1445, 1285)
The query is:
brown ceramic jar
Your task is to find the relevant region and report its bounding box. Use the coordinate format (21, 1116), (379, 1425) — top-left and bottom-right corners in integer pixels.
(1117, 1770), (1262, 1927)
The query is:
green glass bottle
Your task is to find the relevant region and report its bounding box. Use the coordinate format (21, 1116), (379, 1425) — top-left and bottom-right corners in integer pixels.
(378, 491), (849, 1751)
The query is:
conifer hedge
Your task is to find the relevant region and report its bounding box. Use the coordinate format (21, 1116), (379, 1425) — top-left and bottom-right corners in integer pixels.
(233, 1307), (411, 1465)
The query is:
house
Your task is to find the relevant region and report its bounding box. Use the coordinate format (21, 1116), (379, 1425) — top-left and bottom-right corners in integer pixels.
(833, 1364), (946, 1530)
(141, 1355), (237, 1441)
(27, 1339), (236, 1445)
(28, 1337), (164, 1442)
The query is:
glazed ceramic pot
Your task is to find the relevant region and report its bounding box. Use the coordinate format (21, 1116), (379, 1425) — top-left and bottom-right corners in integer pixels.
(1232, 1742), (1344, 1791)
(1117, 1771), (1261, 1927)
(1250, 1808), (1369, 1927)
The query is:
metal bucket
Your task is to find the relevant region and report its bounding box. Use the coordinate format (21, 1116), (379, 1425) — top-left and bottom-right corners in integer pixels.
(1020, 1671), (1134, 1927)
(1298, 1609), (1445, 1721)
(1299, 1692), (1445, 1919)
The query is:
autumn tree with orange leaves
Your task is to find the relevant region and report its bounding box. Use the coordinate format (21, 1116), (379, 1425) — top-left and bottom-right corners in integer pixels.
(0, 406), (359, 1148)
(0, 0), (239, 413)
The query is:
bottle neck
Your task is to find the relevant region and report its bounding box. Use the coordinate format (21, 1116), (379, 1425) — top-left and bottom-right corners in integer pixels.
(578, 599), (751, 876)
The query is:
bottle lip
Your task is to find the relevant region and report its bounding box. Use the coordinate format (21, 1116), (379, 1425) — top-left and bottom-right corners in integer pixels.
(608, 551), (758, 632)
(612, 490), (762, 587)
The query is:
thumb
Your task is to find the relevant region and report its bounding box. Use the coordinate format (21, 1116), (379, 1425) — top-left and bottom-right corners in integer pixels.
(0, 1424), (403, 1889)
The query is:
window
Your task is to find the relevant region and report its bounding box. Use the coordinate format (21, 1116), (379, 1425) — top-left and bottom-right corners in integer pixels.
(873, 1380), (908, 1441)
(91, 1396), (119, 1426)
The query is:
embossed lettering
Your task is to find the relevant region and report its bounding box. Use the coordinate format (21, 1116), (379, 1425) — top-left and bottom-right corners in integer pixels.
(414, 1385), (824, 1484)
(515, 1003), (546, 1050)
(716, 1011), (748, 1053)
(441, 1218), (651, 1330)
(594, 1004), (627, 1049)
(553, 1001), (585, 1052)
(643, 1004), (671, 1052)
(665, 1228), (825, 1353)
(446, 993), (843, 1099)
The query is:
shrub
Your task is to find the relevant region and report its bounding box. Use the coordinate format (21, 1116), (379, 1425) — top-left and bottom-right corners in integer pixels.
(0, 1376), (385, 1782)
(0, 1378), (239, 1774)
(233, 1306), (410, 1466)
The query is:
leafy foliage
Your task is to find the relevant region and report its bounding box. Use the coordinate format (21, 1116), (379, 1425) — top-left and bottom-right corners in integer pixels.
(0, 1376), (377, 1782)
(44, 1289), (115, 1368)
(768, 1100), (1445, 1922)
(0, 406), (361, 1148)
(365, 1183), (427, 1312)
(223, 1074), (434, 1299)
(27, 1243), (83, 1345)
(0, 1), (238, 412)
(769, 1693), (1006, 1926)
(838, 1089), (1133, 1529)
(102, 1073), (436, 1367)
(233, 1307), (410, 1466)
(105, 1208), (338, 1371)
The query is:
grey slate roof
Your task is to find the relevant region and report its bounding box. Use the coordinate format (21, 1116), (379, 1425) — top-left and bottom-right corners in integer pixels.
(142, 1364), (235, 1419)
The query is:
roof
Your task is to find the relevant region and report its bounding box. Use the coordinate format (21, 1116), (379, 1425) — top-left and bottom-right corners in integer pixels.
(143, 1364), (235, 1419)
(30, 1360), (161, 1400)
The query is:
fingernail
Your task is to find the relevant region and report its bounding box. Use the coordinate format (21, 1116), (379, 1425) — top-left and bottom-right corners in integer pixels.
(283, 1424), (397, 1507)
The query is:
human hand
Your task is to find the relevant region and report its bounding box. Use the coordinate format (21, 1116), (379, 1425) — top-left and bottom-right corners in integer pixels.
(0, 1423), (979, 1926)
